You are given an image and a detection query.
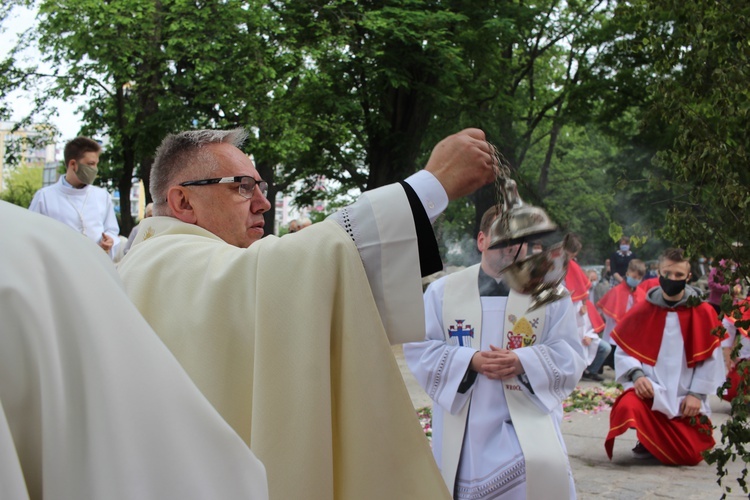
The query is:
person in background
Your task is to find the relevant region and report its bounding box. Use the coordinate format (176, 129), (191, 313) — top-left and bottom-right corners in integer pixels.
(602, 258), (613, 283)
(562, 234), (609, 383)
(707, 258), (739, 314)
(644, 261), (659, 280)
(720, 297), (750, 402)
(609, 236), (636, 285)
(588, 268), (611, 307)
(123, 202), (154, 255)
(287, 219), (300, 233)
(691, 254), (708, 283)
(597, 259), (647, 370)
(28, 136), (120, 259)
(529, 240), (544, 255)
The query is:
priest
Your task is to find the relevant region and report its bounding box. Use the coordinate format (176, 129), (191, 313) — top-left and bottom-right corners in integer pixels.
(118, 127), (496, 499)
(605, 248), (725, 465)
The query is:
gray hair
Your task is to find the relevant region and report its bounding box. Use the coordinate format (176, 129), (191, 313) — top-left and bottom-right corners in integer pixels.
(151, 128), (248, 214)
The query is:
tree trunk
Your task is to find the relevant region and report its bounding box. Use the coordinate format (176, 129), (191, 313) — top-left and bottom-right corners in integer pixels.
(538, 101), (565, 196)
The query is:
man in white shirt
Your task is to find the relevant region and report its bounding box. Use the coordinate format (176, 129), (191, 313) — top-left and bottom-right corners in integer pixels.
(29, 136), (120, 258)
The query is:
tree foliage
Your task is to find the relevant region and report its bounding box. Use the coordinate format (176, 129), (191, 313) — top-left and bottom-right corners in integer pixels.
(1, 164), (43, 207)
(606, 0), (750, 495)
(3, 0), (626, 249)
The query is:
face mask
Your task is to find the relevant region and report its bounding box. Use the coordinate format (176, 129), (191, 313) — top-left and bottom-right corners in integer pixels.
(75, 161), (98, 185)
(620, 244), (630, 252)
(698, 257), (706, 263)
(625, 276), (641, 288)
(659, 275), (687, 297)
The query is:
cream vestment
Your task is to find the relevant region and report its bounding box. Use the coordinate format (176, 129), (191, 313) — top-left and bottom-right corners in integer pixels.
(0, 201), (267, 500)
(119, 182), (450, 499)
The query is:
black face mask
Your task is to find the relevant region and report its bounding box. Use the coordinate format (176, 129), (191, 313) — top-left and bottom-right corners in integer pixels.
(659, 275), (687, 297)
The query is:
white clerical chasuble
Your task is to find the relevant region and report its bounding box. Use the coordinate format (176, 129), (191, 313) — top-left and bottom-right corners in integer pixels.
(615, 312), (725, 419)
(118, 183), (450, 500)
(404, 265), (586, 500)
(0, 201), (267, 500)
(28, 177), (120, 258)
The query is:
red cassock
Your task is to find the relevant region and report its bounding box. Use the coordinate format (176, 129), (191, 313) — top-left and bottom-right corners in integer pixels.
(565, 260), (604, 333)
(605, 301), (722, 465)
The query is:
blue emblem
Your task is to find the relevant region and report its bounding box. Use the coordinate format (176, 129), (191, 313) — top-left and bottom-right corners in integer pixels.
(448, 319), (474, 347)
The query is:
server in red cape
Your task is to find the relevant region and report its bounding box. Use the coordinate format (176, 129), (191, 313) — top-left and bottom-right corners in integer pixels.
(605, 248), (725, 465)
(563, 234), (608, 382)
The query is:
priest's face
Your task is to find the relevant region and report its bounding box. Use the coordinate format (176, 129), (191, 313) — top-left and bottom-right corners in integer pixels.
(183, 143), (272, 248)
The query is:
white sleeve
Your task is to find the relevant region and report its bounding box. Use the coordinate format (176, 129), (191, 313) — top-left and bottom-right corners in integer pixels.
(614, 346), (643, 389)
(402, 170), (448, 223)
(689, 347), (727, 396)
(327, 179), (436, 345)
(513, 297), (587, 412)
(103, 196), (121, 259)
(403, 280), (476, 414)
(28, 190), (45, 214)
(721, 318), (737, 348)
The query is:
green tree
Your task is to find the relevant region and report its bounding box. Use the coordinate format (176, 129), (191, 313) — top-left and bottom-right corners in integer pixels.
(605, 0), (750, 495)
(1, 164), (43, 207)
(1, 0), (313, 235)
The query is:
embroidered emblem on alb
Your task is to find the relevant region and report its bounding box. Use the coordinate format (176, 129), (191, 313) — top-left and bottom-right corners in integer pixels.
(448, 319), (474, 347)
(506, 314), (537, 350)
(142, 227), (155, 241)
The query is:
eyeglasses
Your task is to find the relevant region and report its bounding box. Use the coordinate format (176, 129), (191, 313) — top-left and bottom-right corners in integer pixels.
(179, 176), (268, 199)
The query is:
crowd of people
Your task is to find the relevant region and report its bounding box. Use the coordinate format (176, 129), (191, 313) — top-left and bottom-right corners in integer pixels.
(3, 129), (748, 499)
(559, 237), (748, 466)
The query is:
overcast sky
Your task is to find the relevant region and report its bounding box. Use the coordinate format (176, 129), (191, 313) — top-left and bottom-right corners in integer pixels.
(1, 6), (84, 151)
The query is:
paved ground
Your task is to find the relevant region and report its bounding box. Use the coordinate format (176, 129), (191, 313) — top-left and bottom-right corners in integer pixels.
(392, 346), (749, 499)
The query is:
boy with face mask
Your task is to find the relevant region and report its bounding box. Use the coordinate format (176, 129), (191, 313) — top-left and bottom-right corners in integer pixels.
(29, 136), (120, 259)
(605, 248), (725, 465)
(596, 259), (647, 370)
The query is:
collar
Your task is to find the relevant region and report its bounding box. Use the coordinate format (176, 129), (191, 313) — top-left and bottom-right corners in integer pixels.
(478, 267), (509, 297)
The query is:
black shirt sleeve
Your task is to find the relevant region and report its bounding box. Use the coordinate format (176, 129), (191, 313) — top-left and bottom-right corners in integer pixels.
(398, 180), (443, 277)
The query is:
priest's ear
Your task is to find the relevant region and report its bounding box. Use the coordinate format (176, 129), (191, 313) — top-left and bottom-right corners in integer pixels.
(166, 186), (198, 224)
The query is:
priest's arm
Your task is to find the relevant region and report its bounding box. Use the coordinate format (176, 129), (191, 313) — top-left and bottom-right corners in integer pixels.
(327, 130), (495, 345)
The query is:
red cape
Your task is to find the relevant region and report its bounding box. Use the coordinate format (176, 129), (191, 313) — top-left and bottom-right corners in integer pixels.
(565, 260), (591, 302)
(611, 300), (722, 368)
(564, 260), (604, 333)
(637, 277), (660, 294)
(596, 281), (646, 322)
(586, 300), (605, 334)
